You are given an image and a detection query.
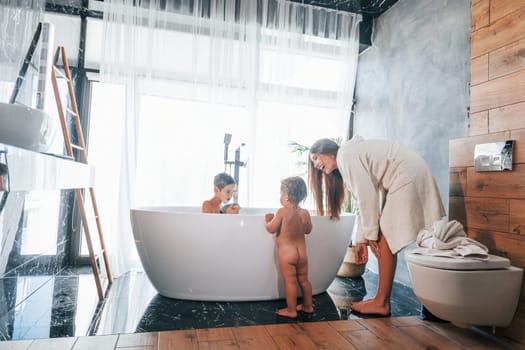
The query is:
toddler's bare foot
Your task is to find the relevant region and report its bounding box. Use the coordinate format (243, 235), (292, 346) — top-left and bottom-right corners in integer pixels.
(296, 304), (314, 313)
(350, 299), (390, 316)
(277, 308), (297, 318)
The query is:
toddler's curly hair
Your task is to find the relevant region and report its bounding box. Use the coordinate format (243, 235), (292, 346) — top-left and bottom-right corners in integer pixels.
(281, 176), (307, 204)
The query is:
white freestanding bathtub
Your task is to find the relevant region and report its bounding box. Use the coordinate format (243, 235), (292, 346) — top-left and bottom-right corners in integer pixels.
(130, 207), (355, 301)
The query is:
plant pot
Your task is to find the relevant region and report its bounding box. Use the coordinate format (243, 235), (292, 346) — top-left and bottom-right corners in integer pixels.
(336, 245), (366, 277)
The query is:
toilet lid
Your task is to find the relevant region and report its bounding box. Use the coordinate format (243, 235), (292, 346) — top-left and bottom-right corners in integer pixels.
(405, 250), (511, 270)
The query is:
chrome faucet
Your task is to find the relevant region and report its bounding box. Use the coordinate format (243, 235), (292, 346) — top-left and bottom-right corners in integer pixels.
(233, 143), (246, 186)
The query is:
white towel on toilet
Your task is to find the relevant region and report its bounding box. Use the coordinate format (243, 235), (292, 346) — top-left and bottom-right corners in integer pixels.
(411, 219), (489, 260)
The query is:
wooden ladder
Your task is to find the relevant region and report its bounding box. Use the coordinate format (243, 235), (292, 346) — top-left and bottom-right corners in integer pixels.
(50, 46), (113, 300)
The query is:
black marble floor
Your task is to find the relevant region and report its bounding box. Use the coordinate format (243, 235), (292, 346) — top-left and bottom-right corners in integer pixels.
(0, 268), (422, 341)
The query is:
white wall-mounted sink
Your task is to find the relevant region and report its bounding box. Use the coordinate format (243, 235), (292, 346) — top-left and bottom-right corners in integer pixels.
(0, 102), (58, 153)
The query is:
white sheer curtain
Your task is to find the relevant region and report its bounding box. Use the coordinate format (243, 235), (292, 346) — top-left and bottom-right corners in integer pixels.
(97, 0), (361, 276)
(0, 0), (44, 103)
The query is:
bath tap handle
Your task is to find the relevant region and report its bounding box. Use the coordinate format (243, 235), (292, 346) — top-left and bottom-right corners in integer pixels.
(223, 133), (232, 171)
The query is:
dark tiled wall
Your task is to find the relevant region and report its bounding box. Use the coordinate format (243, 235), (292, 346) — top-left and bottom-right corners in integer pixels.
(0, 189), (75, 340)
(0, 190), (74, 279)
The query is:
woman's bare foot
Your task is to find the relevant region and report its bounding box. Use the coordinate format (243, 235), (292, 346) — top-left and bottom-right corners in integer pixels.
(350, 299), (390, 316)
(277, 308), (297, 318)
(296, 304), (314, 313)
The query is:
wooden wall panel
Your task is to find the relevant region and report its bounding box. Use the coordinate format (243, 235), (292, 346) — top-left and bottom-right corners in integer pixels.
(466, 164), (525, 199)
(449, 132), (509, 167)
(467, 228), (525, 266)
(510, 128), (525, 163)
(471, 69), (525, 113)
(464, 1), (525, 343)
(489, 38), (525, 79)
(490, 103), (525, 133)
(471, 54), (489, 86)
(510, 199), (525, 234)
(471, 7), (525, 58)
(469, 111), (488, 135)
(464, 197), (509, 232)
(472, 0), (490, 32)
(489, 0), (525, 24)
(448, 196), (466, 226)
(449, 167), (467, 196)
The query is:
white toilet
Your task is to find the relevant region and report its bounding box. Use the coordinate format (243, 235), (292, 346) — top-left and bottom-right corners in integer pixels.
(405, 250), (523, 328)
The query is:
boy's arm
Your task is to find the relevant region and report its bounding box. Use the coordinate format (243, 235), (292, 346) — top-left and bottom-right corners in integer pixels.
(202, 200), (210, 213)
(265, 209), (282, 234)
(202, 200), (217, 213)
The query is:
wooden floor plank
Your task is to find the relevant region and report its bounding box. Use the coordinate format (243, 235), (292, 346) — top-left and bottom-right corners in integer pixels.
(116, 332), (158, 348)
(198, 339), (239, 350)
(422, 322), (505, 348)
(234, 336), (278, 349)
(356, 318), (426, 349)
(231, 325), (278, 350)
(300, 322), (358, 349)
(27, 337), (77, 350)
(72, 335), (118, 350)
(389, 316), (426, 327)
(2, 316), (520, 350)
(327, 320), (366, 332)
(230, 325), (269, 340)
(196, 328), (235, 342)
(271, 334), (318, 350)
(398, 325), (465, 350)
(198, 342), (211, 350)
(339, 329), (392, 350)
(159, 330), (198, 350)
(264, 323), (304, 337)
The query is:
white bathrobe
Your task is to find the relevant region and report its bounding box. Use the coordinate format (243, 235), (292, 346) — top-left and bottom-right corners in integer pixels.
(336, 136), (446, 254)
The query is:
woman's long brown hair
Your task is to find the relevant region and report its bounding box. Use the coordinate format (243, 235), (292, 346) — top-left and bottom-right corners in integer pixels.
(308, 139), (345, 220)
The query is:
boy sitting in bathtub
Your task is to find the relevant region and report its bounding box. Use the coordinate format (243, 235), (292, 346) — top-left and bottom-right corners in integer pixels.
(265, 176), (313, 318)
(202, 172), (240, 214)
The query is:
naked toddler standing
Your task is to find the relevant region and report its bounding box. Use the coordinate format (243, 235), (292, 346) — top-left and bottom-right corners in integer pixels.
(265, 176), (313, 318)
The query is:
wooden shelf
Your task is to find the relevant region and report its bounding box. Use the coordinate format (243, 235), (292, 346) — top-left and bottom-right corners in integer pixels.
(1, 143), (95, 192)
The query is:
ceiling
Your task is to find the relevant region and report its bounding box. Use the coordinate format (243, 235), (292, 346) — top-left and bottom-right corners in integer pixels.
(288, 0), (399, 17)
(289, 0), (398, 52)
(46, 0), (399, 51)
(287, 0), (399, 51)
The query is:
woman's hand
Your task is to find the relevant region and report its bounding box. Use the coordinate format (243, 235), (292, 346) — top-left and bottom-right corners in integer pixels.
(369, 240), (380, 258)
(265, 213), (274, 222)
(354, 243), (368, 264)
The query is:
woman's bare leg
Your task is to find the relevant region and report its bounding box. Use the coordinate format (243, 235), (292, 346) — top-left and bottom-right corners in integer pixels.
(350, 231), (396, 316)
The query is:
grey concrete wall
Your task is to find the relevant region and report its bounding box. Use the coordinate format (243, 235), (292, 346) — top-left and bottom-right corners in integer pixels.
(353, 0), (470, 286)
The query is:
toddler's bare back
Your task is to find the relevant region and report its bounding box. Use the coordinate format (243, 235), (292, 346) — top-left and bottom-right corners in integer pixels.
(275, 207), (312, 244)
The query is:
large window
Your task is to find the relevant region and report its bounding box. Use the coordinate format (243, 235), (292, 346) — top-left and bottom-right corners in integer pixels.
(135, 94), (248, 205)
(88, 80), (344, 210)
(83, 4), (360, 273)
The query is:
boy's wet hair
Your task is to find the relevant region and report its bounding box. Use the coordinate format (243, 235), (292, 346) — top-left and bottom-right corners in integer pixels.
(281, 176), (307, 204)
(214, 172), (236, 190)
